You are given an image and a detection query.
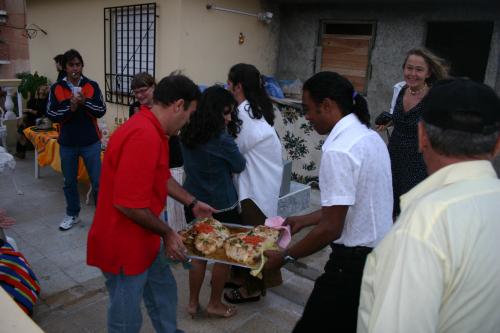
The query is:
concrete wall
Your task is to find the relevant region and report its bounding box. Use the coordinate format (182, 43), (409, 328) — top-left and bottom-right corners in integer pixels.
(277, 3), (500, 173)
(177, 0), (280, 84)
(276, 3), (500, 117)
(25, 0), (279, 127)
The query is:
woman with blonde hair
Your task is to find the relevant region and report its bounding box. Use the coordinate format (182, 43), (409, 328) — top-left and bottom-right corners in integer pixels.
(378, 48), (448, 217)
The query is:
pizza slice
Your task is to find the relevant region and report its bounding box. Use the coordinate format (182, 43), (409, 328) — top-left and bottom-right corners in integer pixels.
(189, 217), (231, 256)
(194, 232), (225, 256)
(251, 225), (280, 246)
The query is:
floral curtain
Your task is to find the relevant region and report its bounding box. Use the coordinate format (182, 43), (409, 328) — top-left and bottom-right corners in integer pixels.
(273, 100), (325, 185)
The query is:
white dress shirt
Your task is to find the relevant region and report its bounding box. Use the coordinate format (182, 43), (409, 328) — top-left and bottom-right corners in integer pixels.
(234, 100), (283, 218)
(358, 160), (500, 333)
(389, 81), (406, 114)
(320, 113), (393, 247)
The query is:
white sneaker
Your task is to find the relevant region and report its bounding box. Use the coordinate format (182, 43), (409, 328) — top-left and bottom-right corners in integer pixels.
(59, 215), (80, 231)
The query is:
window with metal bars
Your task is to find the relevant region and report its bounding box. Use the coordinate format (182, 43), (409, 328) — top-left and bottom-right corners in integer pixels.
(104, 3), (156, 105)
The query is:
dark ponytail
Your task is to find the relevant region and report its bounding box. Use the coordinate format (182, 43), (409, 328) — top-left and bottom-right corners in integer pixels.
(352, 93), (370, 127)
(303, 71), (371, 127)
(228, 63), (275, 126)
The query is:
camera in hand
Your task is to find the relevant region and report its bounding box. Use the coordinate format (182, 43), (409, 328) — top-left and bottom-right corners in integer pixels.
(375, 112), (393, 126)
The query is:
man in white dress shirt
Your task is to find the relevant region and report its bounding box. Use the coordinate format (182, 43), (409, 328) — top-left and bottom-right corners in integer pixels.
(265, 71), (393, 332)
(358, 78), (500, 333)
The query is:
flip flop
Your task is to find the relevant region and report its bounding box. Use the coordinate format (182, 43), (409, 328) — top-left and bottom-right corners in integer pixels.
(224, 288), (261, 304)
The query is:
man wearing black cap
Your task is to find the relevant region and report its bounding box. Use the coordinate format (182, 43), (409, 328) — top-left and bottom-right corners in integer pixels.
(357, 78), (500, 333)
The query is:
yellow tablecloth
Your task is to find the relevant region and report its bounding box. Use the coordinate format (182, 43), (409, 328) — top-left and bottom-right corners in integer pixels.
(23, 127), (102, 182)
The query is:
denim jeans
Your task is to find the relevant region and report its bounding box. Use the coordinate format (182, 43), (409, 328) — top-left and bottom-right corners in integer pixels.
(60, 141), (101, 216)
(103, 251), (184, 333)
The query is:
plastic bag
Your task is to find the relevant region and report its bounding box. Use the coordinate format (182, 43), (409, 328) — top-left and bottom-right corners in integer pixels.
(263, 76), (285, 99)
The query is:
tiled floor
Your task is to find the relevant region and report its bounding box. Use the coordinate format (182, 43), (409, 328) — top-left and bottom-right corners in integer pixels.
(0, 151), (101, 297)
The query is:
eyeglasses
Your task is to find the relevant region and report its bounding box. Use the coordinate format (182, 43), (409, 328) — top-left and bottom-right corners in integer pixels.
(132, 86), (152, 96)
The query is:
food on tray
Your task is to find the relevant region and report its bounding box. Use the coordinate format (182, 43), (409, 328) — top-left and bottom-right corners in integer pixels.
(250, 225), (281, 245)
(194, 233), (224, 256)
(224, 226), (281, 266)
(187, 218), (230, 256)
(224, 232), (262, 266)
(180, 218), (282, 268)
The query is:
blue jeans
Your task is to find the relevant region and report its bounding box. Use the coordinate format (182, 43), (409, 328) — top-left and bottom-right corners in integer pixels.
(60, 141), (101, 216)
(103, 251), (184, 333)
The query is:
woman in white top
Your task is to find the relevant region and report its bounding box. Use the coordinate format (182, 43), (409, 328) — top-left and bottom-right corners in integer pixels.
(224, 63), (284, 303)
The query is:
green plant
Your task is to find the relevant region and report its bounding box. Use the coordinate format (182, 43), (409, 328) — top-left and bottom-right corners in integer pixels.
(15, 71), (50, 99)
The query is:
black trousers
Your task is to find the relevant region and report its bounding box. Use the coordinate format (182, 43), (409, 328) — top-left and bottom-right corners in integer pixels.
(293, 244), (372, 333)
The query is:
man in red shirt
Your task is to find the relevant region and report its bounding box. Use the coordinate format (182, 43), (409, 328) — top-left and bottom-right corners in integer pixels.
(87, 74), (213, 333)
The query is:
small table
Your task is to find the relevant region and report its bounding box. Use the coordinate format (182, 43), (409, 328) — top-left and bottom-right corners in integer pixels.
(23, 127), (98, 181)
(23, 127), (58, 179)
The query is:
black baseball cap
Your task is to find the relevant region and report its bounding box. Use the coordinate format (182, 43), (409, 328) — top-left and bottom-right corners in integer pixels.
(422, 79), (500, 134)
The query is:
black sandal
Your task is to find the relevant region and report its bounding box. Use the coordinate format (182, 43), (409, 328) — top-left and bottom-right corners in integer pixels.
(224, 288), (261, 304)
(224, 281), (242, 289)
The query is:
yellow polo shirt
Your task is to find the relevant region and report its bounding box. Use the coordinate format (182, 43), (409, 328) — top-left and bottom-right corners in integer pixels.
(358, 160), (500, 333)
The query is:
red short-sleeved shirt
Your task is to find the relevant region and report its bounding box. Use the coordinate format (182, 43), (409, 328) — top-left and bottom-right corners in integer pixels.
(87, 106), (171, 275)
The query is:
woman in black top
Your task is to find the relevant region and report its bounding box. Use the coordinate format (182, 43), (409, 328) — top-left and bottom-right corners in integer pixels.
(382, 48), (448, 217)
(15, 85), (49, 159)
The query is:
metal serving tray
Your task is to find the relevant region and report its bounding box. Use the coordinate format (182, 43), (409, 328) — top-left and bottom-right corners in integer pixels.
(182, 222), (261, 269)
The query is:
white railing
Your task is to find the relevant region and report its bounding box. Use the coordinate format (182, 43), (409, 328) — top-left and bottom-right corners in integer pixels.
(0, 79), (23, 148)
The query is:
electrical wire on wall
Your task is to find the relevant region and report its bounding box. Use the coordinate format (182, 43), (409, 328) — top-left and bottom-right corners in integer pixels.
(1, 23), (47, 39)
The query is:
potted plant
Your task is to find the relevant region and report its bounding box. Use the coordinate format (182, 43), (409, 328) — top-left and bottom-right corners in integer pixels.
(15, 71), (50, 100)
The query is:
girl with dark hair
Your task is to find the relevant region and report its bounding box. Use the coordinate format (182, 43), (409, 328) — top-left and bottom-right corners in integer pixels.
(227, 63), (275, 126)
(180, 85), (245, 318)
(378, 48), (448, 217)
(224, 63), (284, 304)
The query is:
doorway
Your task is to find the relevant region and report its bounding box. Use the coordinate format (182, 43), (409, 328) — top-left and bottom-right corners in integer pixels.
(425, 21), (494, 82)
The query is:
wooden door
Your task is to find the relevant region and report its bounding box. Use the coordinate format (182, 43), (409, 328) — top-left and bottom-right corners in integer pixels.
(320, 34), (371, 92)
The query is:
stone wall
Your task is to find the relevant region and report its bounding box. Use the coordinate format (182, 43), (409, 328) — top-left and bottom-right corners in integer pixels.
(275, 2), (500, 175)
(276, 3), (500, 116)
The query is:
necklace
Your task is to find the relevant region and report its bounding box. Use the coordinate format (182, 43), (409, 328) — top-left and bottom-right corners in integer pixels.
(409, 84), (427, 96)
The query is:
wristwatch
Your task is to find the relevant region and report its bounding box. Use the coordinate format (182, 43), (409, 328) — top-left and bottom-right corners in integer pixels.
(282, 250), (297, 265)
(187, 198), (198, 211)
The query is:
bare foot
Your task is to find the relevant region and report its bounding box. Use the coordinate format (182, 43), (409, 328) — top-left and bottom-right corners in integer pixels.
(186, 303), (202, 319)
(206, 303), (237, 318)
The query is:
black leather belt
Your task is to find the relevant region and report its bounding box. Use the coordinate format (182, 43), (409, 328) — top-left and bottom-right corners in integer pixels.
(330, 243), (373, 256)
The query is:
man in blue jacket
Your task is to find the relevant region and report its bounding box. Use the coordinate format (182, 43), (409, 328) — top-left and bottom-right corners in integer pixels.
(47, 49), (106, 231)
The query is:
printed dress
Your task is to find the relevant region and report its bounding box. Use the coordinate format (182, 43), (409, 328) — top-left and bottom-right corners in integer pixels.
(388, 87), (428, 216)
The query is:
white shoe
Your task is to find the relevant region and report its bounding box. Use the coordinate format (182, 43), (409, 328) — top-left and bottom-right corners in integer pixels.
(59, 215), (80, 231)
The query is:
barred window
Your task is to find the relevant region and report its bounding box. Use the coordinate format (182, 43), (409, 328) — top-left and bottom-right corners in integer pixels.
(104, 3), (156, 105)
